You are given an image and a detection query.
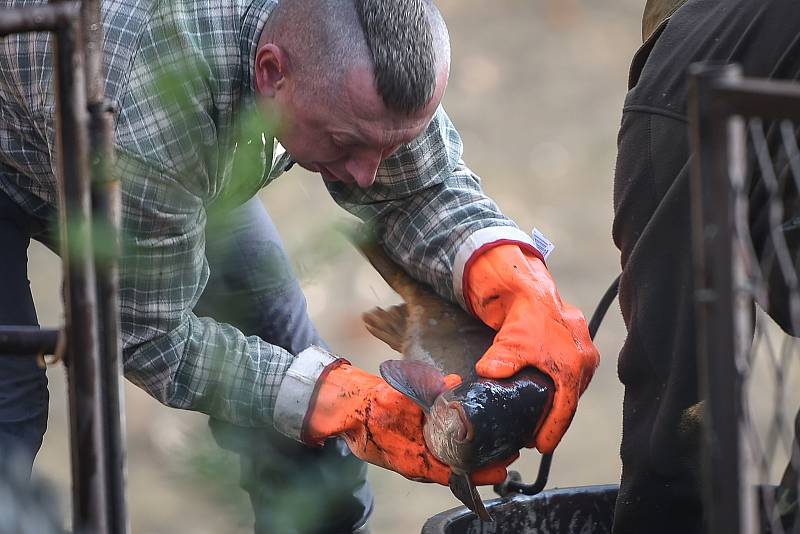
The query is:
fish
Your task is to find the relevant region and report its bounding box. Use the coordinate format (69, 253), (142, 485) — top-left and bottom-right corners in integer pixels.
(350, 226), (554, 521)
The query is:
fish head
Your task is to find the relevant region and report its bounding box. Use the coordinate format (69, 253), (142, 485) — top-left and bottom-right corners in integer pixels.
(378, 362), (554, 470)
(446, 369), (555, 469)
(379, 359), (493, 521)
(423, 393), (475, 470)
(378, 360), (474, 467)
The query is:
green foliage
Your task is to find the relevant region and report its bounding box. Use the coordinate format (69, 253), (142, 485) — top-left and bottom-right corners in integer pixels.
(290, 221), (356, 283)
(177, 429), (253, 529)
(176, 425), (358, 534)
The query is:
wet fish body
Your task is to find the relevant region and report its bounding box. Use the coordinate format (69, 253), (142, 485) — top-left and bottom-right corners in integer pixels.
(425, 369), (555, 471)
(353, 229), (553, 521)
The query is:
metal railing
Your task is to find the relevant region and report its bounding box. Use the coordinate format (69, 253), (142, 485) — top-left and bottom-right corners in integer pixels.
(690, 64), (800, 534)
(0, 2), (126, 533)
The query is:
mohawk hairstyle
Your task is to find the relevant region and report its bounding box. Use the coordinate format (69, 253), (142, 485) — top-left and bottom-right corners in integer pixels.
(353, 0), (437, 114)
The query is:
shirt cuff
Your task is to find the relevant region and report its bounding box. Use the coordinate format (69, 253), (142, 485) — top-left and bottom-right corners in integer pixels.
(273, 345), (340, 441)
(452, 226), (555, 310)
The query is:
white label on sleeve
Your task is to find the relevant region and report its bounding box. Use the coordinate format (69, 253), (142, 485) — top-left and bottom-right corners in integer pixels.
(532, 227), (555, 259)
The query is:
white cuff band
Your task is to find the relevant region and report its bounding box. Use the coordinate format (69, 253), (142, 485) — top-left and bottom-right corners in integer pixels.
(452, 226), (554, 309)
(273, 345), (339, 441)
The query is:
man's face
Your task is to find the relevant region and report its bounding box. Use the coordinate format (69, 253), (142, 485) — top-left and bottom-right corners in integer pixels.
(270, 65), (447, 188)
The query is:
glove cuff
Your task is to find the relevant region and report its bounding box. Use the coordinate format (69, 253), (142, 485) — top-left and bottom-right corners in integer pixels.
(273, 345), (348, 442)
(463, 243), (547, 321)
(453, 226), (552, 310)
(301, 360), (387, 446)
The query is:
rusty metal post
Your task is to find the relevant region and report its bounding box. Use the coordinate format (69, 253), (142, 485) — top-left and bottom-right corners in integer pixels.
(80, 0), (129, 531)
(688, 63), (744, 534)
(50, 2), (109, 531)
(0, 4), (75, 34)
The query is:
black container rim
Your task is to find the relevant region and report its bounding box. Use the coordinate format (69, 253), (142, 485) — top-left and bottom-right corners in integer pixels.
(421, 484), (619, 534)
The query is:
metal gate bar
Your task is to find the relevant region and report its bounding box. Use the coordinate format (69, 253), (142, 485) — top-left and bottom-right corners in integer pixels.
(0, 2), (127, 533)
(80, 0), (127, 527)
(0, 327), (61, 355)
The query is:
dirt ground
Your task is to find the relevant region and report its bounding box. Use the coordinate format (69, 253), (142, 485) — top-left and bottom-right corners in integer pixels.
(28, 1), (647, 532)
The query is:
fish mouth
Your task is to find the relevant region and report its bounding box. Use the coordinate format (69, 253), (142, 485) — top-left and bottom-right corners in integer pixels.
(448, 401), (474, 443)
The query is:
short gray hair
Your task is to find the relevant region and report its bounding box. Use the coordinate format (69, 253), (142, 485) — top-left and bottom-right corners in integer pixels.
(354, 0), (437, 113)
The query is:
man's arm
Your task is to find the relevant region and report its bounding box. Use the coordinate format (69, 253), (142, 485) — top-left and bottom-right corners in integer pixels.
(114, 147), (511, 485)
(115, 149), (296, 426)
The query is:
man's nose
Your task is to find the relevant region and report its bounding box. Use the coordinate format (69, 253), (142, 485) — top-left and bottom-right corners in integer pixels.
(344, 150), (382, 188)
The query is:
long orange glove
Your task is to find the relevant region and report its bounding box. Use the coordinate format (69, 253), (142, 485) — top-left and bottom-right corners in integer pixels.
(303, 362), (512, 485)
(464, 244), (599, 454)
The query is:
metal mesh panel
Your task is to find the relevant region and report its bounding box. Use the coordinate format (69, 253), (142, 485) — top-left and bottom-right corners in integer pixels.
(733, 116), (800, 534)
(690, 65), (800, 534)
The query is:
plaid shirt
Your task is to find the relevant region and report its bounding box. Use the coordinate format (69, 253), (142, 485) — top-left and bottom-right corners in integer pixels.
(0, 0), (541, 429)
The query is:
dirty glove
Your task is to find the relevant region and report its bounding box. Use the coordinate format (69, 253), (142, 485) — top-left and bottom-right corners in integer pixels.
(274, 348), (511, 485)
(463, 244), (599, 454)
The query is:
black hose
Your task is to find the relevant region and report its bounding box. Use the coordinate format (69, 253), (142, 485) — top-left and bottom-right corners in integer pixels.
(588, 274), (621, 340)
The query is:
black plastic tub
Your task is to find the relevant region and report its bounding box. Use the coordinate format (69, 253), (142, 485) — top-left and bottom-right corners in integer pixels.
(421, 484), (618, 534)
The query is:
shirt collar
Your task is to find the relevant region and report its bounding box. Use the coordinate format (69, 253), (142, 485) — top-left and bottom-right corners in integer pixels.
(240, 0), (278, 94)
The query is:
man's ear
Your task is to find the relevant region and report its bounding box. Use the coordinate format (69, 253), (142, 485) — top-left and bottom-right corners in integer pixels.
(255, 43), (287, 97)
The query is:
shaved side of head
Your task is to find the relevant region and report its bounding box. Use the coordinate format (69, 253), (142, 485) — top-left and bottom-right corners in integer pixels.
(264, 0), (450, 114)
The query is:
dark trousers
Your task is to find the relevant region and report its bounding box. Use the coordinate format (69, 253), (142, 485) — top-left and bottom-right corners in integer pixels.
(0, 190), (48, 476)
(200, 199), (372, 534)
(0, 190), (371, 533)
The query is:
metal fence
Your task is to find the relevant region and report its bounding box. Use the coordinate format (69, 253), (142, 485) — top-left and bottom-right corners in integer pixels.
(0, 2), (126, 533)
(690, 64), (800, 534)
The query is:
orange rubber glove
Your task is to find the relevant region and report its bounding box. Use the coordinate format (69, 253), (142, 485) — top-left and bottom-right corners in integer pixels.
(304, 362), (512, 485)
(464, 244), (599, 454)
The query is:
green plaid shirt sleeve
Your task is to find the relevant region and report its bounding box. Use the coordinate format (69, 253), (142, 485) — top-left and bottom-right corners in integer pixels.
(116, 148), (295, 426)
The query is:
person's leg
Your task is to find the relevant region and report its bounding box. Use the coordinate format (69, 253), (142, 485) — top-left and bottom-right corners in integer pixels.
(0, 188), (48, 476)
(197, 198), (372, 534)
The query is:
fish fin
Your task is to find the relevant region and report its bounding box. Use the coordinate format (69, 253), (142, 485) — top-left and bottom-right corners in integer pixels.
(379, 360), (448, 413)
(362, 305), (408, 353)
(449, 472), (493, 522)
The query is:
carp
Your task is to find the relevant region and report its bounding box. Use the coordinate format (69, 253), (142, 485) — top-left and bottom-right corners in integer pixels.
(352, 229), (554, 521)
